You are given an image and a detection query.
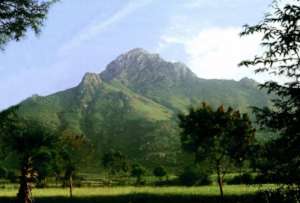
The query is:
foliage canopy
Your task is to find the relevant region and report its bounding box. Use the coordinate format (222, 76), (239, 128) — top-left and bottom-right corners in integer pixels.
(0, 0), (56, 50)
(178, 103), (255, 199)
(240, 0), (300, 185)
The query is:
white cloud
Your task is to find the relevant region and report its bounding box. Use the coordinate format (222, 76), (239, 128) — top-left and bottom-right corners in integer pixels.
(155, 0), (290, 83)
(58, 0), (152, 56)
(158, 26), (270, 82)
(184, 27), (261, 80)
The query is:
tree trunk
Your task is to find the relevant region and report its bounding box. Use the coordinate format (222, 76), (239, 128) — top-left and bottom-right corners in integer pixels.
(55, 173), (58, 187)
(239, 166), (243, 184)
(217, 164), (224, 202)
(69, 174), (73, 198)
(17, 157), (33, 203)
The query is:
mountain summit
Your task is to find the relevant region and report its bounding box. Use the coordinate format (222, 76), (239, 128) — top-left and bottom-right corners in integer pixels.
(100, 48), (197, 85)
(99, 49), (269, 111)
(17, 48), (271, 166)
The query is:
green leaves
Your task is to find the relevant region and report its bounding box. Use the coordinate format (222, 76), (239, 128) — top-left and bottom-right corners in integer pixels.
(0, 106), (59, 156)
(0, 0), (57, 50)
(240, 1), (300, 83)
(240, 0), (300, 185)
(178, 103), (255, 167)
(178, 103), (255, 198)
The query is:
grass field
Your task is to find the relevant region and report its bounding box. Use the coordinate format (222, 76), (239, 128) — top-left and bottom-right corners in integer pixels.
(0, 185), (276, 203)
(0, 185), (275, 197)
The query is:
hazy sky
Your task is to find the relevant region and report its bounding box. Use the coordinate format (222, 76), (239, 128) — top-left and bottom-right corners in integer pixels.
(0, 0), (272, 110)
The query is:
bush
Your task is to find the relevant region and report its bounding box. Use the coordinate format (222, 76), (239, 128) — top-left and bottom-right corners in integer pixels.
(178, 166), (211, 186)
(7, 170), (18, 183)
(131, 164), (146, 185)
(153, 166), (167, 180)
(256, 188), (300, 203)
(253, 173), (280, 184)
(227, 173), (254, 185)
(0, 167), (7, 179)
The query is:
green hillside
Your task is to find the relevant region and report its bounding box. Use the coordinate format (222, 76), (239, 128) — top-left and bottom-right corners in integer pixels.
(14, 48), (271, 168)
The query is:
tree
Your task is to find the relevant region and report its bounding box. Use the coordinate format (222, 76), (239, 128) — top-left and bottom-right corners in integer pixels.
(0, 106), (59, 203)
(59, 129), (90, 198)
(34, 149), (55, 188)
(240, 0), (300, 185)
(102, 150), (129, 177)
(153, 166), (167, 181)
(178, 103), (255, 200)
(0, 166), (7, 179)
(130, 164), (146, 185)
(0, 0), (57, 50)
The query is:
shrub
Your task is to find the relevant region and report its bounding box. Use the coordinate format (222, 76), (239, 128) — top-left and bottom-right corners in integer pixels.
(227, 173), (253, 185)
(0, 167), (7, 179)
(178, 166), (211, 186)
(153, 166), (167, 180)
(253, 173), (277, 184)
(7, 170), (18, 183)
(131, 164), (146, 185)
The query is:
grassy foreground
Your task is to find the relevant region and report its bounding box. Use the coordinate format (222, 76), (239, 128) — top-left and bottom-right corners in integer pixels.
(0, 185), (275, 203)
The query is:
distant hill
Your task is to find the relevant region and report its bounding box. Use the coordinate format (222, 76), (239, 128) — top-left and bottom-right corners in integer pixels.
(16, 48), (271, 167)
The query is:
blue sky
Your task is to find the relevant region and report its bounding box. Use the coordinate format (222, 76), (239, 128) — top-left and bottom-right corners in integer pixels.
(0, 0), (272, 110)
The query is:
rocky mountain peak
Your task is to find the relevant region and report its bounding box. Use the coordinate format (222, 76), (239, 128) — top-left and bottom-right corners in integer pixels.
(100, 48), (196, 83)
(78, 73), (102, 103)
(117, 48), (159, 60)
(123, 48), (148, 55)
(80, 73), (102, 87)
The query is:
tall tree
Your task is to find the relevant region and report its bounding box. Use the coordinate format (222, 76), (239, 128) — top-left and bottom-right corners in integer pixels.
(0, 106), (59, 203)
(178, 103), (255, 200)
(59, 129), (90, 198)
(240, 0), (300, 185)
(0, 0), (57, 50)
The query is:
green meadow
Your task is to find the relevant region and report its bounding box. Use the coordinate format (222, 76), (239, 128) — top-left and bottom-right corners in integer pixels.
(0, 185), (276, 203)
(0, 185), (274, 197)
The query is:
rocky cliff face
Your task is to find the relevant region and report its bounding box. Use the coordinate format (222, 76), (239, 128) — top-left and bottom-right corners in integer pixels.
(100, 48), (197, 85)
(77, 73), (102, 105)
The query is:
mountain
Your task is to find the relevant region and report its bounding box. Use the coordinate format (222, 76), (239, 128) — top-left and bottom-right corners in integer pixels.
(100, 48), (269, 112)
(16, 48), (271, 167)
